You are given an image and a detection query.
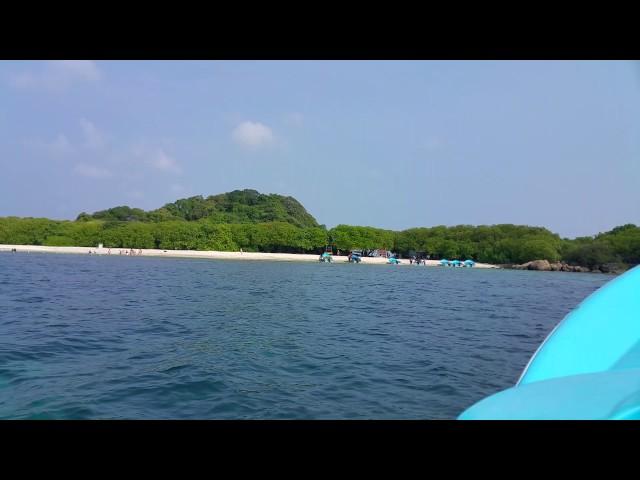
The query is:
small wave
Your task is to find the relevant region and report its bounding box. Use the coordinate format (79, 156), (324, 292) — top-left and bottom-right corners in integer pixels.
(0, 253), (612, 419)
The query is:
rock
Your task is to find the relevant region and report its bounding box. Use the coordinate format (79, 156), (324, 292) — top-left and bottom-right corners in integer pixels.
(505, 261), (620, 273)
(527, 259), (551, 271)
(599, 263), (626, 275)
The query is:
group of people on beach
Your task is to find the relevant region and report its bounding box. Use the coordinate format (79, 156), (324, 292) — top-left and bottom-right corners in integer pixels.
(116, 248), (142, 256)
(409, 256), (430, 265)
(88, 248), (143, 255)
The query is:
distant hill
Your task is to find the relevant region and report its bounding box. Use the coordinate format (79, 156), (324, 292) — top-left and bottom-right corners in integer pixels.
(76, 189), (320, 228)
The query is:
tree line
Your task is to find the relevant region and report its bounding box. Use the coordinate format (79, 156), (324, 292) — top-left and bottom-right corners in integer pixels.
(1, 216), (638, 269)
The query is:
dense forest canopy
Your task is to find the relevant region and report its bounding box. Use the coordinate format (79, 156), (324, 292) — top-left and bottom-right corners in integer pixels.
(2, 190), (639, 269)
(77, 189), (319, 228)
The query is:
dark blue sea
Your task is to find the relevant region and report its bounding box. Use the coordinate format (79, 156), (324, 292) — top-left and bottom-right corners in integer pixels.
(0, 252), (612, 419)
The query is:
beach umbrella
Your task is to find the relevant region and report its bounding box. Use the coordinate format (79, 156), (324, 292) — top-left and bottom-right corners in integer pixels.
(464, 259), (475, 267)
(451, 260), (461, 266)
(440, 259), (449, 266)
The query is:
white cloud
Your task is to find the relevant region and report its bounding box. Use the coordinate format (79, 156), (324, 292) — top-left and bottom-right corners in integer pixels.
(150, 149), (182, 174)
(232, 121), (275, 149)
(74, 163), (113, 178)
(24, 119), (107, 159)
(9, 60), (101, 91)
(80, 119), (107, 149)
(129, 144), (182, 174)
(54, 60), (100, 80)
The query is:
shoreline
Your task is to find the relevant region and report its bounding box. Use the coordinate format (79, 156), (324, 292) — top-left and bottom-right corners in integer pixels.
(0, 244), (500, 268)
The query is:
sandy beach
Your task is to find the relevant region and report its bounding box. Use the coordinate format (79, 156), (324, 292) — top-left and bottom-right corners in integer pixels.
(0, 244), (500, 268)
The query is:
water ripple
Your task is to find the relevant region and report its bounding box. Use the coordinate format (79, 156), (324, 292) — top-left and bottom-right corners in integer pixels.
(0, 252), (611, 419)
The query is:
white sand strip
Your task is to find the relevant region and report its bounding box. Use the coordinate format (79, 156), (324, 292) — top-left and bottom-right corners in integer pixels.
(0, 244), (499, 268)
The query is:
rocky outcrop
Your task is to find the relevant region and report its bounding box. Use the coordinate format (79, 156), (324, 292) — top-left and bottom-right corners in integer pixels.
(505, 260), (627, 274)
(527, 260), (551, 271)
(556, 263), (589, 273)
(508, 260), (552, 271)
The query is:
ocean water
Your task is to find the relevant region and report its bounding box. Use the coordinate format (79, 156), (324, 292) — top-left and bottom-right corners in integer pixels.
(0, 252), (612, 419)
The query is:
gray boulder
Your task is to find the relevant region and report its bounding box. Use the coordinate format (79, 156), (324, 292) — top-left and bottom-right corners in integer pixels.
(527, 259), (551, 271)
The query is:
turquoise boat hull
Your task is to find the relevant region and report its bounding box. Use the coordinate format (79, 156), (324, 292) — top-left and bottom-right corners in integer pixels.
(458, 265), (640, 420)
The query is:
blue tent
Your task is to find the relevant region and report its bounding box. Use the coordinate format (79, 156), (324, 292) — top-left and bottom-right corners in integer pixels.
(440, 259), (449, 266)
(450, 259), (462, 266)
(464, 259), (475, 267)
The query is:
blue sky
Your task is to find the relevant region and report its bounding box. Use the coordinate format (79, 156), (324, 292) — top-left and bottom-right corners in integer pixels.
(1, 60), (638, 238)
